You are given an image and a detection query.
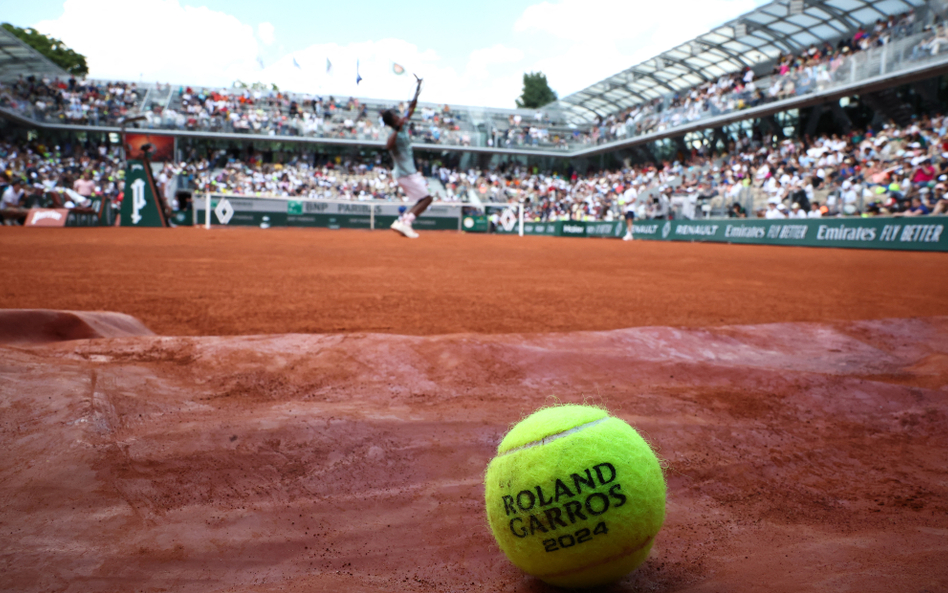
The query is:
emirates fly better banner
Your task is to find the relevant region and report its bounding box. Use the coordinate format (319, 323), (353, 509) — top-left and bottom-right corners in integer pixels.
(494, 216), (946, 251)
(630, 217), (946, 251)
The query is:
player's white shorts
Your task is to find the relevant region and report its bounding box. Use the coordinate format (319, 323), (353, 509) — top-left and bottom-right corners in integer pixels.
(396, 172), (429, 201)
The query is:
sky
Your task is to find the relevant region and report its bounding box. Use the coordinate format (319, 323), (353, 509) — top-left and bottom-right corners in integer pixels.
(4, 0), (770, 108)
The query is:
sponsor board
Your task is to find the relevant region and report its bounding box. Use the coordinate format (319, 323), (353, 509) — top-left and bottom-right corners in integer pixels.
(25, 208), (103, 227)
(25, 208), (68, 227)
(201, 196), (458, 219)
(120, 160), (167, 227)
(462, 215), (489, 233)
(498, 220), (625, 238)
(520, 222), (558, 236)
(584, 221), (626, 238)
(631, 217), (947, 251)
(125, 133), (174, 162)
(631, 222), (662, 237)
(195, 195), (459, 230)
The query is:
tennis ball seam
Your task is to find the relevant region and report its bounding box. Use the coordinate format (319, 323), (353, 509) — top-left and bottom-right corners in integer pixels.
(498, 417), (608, 457)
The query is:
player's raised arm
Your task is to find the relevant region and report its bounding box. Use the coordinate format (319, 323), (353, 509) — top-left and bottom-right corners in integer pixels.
(406, 75), (423, 120)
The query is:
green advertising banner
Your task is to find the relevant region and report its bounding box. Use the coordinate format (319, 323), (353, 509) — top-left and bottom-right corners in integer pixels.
(520, 221), (559, 236)
(120, 160), (167, 227)
(169, 211), (192, 226)
(631, 217), (947, 251)
(195, 195), (459, 230)
(461, 215), (489, 233)
(191, 193), (946, 252)
(585, 221), (627, 238)
(497, 220), (626, 238)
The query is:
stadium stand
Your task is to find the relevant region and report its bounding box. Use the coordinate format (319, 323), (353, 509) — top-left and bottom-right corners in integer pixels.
(0, 138), (125, 224)
(566, 14), (948, 148)
(7, 111), (943, 226)
(3, 1), (947, 157)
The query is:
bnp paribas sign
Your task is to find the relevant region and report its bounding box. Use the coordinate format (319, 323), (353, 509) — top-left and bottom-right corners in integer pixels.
(120, 160), (168, 227)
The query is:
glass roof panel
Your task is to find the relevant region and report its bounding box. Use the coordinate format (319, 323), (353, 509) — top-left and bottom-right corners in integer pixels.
(849, 6), (885, 24)
(0, 27), (68, 81)
(745, 13), (778, 25)
(768, 21), (806, 35)
(805, 7), (834, 21)
(808, 24), (843, 39)
(553, 0), (929, 124)
(873, 0), (915, 14)
(785, 14), (822, 27)
(797, 31), (824, 45)
(824, 0), (866, 12)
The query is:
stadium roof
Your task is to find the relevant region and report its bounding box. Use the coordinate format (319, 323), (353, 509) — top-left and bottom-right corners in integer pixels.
(0, 26), (68, 81)
(554, 0), (930, 124)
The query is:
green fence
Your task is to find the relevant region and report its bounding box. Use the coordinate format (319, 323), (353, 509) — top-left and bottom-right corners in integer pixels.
(496, 217), (947, 251)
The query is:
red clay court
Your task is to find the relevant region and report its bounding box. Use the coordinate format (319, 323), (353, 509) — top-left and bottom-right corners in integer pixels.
(1, 227), (947, 592)
(3, 227), (948, 335)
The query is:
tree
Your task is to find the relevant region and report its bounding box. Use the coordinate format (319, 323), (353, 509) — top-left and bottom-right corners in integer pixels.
(1, 23), (88, 77)
(516, 72), (557, 109)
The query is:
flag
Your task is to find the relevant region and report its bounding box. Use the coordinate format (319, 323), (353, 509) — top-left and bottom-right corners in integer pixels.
(326, 58), (332, 74)
(292, 58), (301, 70)
(392, 63), (406, 76)
(257, 57), (265, 69)
(356, 59), (362, 85)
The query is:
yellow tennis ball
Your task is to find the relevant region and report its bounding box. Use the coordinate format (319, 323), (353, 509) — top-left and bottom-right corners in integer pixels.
(484, 405), (666, 588)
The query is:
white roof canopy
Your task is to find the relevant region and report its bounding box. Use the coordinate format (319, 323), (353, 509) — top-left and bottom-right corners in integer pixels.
(554, 0), (928, 124)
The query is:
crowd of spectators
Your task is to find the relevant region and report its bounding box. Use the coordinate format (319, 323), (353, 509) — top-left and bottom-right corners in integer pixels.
(0, 76), (473, 146)
(178, 114), (947, 222)
(2, 112), (946, 225)
(0, 75), (142, 126)
(0, 137), (129, 224)
(191, 154), (404, 201)
(122, 85), (475, 147)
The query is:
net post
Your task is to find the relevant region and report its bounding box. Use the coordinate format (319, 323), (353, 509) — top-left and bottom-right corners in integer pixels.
(370, 204), (375, 230)
(518, 203), (524, 237)
(205, 193), (211, 229)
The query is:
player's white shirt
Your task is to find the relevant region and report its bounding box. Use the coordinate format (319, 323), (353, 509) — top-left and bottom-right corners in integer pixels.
(622, 188), (638, 212)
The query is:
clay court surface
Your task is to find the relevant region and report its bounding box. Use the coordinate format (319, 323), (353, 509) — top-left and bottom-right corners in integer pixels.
(1, 227), (947, 592)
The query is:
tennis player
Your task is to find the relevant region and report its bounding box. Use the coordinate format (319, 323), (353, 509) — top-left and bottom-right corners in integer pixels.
(381, 77), (432, 239)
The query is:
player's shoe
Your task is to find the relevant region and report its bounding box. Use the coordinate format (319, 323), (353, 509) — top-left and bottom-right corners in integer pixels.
(622, 232), (633, 241)
(391, 220), (419, 239)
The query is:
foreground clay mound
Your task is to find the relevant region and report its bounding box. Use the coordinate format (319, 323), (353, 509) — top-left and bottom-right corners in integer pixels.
(0, 309), (154, 344)
(1, 318), (946, 593)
